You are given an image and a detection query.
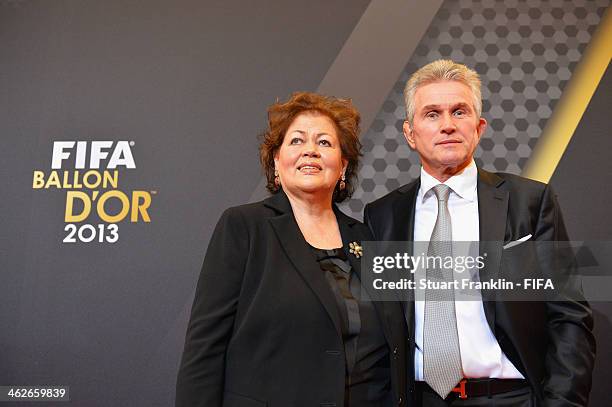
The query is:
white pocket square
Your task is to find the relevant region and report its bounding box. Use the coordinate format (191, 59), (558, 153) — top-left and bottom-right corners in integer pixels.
(503, 234), (532, 249)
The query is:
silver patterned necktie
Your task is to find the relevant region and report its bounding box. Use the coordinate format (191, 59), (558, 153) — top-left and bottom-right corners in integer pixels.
(423, 184), (463, 398)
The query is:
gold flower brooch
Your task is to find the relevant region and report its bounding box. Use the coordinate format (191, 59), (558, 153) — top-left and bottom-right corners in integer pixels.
(348, 242), (363, 258)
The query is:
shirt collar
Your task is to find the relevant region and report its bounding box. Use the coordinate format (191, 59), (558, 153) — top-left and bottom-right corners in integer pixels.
(419, 160), (477, 202)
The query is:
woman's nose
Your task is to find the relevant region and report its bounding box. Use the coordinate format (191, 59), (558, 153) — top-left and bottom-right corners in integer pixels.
(302, 140), (320, 157)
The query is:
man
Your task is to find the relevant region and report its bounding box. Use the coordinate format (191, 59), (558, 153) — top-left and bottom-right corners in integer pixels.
(364, 60), (595, 406)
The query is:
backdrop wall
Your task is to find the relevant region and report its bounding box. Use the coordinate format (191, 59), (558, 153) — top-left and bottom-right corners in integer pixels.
(1, 1), (610, 406)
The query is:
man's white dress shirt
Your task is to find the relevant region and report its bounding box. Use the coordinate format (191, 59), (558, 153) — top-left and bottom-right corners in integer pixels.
(413, 160), (524, 380)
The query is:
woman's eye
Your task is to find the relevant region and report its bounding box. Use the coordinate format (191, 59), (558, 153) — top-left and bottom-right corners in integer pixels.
(319, 139), (331, 146)
(289, 137), (303, 145)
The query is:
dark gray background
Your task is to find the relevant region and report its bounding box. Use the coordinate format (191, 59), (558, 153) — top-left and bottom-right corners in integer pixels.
(1, 1), (610, 406)
(551, 63), (612, 406)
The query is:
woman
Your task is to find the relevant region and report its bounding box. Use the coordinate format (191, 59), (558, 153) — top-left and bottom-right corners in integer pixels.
(176, 92), (407, 407)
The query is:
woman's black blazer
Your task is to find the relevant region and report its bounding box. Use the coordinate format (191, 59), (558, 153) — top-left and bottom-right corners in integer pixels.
(176, 192), (408, 407)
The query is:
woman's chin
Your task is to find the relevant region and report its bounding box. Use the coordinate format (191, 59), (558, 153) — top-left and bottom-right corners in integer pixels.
(288, 183), (335, 198)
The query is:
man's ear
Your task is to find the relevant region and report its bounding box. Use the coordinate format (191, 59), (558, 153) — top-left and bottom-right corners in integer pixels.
(476, 117), (487, 141)
(403, 120), (416, 149)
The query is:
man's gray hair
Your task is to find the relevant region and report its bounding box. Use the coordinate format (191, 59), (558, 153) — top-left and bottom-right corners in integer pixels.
(404, 59), (482, 126)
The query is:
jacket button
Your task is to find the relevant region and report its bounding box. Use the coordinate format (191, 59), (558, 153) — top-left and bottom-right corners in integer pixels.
(398, 396), (403, 404)
(393, 346), (398, 355)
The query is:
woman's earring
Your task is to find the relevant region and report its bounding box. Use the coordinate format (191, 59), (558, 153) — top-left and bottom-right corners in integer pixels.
(274, 169), (280, 188)
(339, 173), (346, 191)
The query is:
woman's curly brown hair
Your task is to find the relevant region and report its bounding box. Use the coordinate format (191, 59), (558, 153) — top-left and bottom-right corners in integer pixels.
(259, 91), (362, 203)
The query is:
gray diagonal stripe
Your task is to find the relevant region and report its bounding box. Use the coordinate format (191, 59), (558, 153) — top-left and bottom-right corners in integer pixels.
(249, 0), (443, 203)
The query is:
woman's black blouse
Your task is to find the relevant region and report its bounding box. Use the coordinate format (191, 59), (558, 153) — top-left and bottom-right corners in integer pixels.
(310, 246), (392, 407)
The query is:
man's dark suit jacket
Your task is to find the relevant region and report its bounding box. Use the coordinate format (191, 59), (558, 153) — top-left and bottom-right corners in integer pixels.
(176, 191), (408, 407)
(363, 168), (595, 406)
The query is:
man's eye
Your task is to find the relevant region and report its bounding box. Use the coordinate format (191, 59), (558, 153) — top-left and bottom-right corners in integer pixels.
(454, 110), (465, 117)
(426, 112), (438, 119)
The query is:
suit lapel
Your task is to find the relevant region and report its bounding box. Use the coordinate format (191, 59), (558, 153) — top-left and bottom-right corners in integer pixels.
(392, 181), (419, 332)
(265, 193), (343, 336)
(477, 168), (509, 331)
(335, 208), (361, 280)
(392, 180), (420, 243)
(336, 208), (398, 346)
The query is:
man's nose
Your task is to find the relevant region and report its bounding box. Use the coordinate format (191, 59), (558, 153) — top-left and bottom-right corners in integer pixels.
(440, 113), (456, 134)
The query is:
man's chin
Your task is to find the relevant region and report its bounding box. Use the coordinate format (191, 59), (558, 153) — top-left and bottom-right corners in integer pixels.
(437, 155), (470, 169)
(433, 158), (473, 176)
